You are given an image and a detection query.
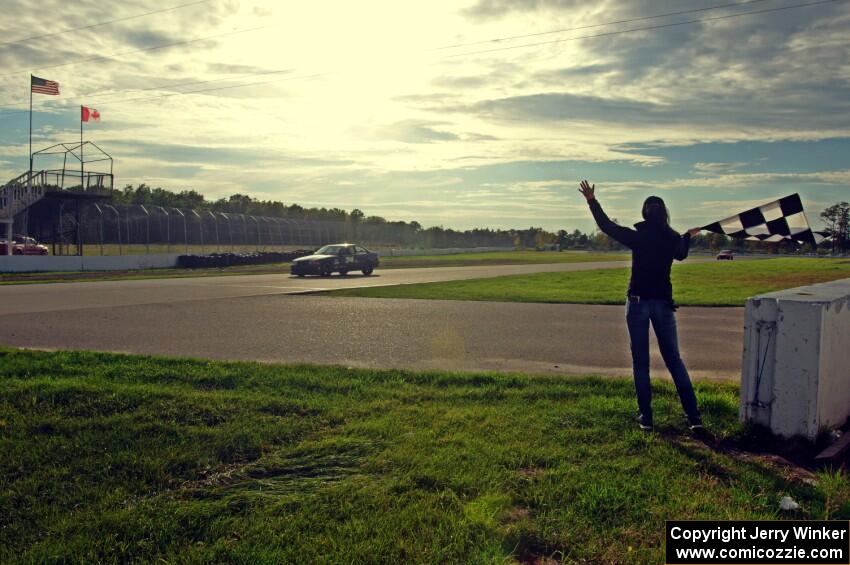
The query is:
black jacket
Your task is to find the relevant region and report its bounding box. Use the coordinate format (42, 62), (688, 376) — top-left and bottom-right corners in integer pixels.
(588, 199), (690, 301)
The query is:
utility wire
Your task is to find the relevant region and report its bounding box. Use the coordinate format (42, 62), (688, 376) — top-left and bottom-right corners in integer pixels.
(0, 67), (295, 113)
(1, 24), (268, 78)
(1, 0), (836, 104)
(435, 0), (773, 50)
(0, 0), (213, 48)
(0, 0), (777, 107)
(0, 0), (842, 118)
(88, 68), (294, 101)
(94, 72), (331, 107)
(445, 0), (844, 58)
(0, 71), (331, 117)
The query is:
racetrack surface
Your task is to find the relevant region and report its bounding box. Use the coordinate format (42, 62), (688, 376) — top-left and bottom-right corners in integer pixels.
(0, 259), (743, 379)
(0, 260), (634, 315)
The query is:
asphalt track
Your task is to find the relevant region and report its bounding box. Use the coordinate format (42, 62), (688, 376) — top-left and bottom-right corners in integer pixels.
(0, 260), (744, 380)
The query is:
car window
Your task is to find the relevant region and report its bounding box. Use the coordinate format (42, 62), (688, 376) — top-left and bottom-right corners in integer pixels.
(355, 246), (367, 254)
(316, 245), (344, 255)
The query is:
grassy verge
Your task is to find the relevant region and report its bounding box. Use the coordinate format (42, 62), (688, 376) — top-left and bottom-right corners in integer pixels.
(328, 258), (850, 307)
(379, 250), (629, 269)
(2, 349), (848, 563)
(0, 251), (628, 285)
(0, 262), (295, 285)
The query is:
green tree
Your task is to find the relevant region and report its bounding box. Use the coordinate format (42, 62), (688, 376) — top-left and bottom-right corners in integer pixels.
(821, 202), (849, 254)
(708, 233), (727, 252)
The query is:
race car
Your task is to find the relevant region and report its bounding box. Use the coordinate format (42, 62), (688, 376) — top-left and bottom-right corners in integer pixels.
(0, 235), (49, 255)
(716, 249), (734, 260)
(290, 243), (379, 276)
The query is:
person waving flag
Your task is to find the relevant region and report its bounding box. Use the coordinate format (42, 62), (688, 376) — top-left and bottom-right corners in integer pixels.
(578, 180), (704, 433)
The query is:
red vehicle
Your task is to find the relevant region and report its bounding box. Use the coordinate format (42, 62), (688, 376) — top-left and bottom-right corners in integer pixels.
(0, 235), (49, 255)
(716, 249), (734, 261)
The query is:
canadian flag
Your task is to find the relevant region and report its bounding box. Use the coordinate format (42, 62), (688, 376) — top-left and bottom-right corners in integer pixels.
(81, 106), (100, 122)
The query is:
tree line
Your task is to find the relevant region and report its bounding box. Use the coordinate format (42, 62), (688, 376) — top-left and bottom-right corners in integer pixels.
(110, 184), (847, 252)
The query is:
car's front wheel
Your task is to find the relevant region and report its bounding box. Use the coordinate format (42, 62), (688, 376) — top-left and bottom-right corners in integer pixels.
(361, 266), (373, 275)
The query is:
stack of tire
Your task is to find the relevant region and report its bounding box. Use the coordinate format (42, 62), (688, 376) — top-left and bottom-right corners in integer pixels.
(177, 250), (313, 269)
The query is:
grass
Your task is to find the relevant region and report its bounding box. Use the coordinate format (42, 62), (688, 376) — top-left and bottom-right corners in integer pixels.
(379, 250), (629, 269)
(72, 245), (625, 265)
(0, 250), (628, 285)
(2, 348), (848, 563)
(0, 262), (296, 285)
(328, 258), (850, 307)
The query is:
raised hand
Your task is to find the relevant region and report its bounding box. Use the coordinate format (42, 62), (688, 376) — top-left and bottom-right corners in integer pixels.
(578, 180), (595, 202)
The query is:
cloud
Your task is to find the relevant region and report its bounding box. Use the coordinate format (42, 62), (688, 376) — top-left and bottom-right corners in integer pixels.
(602, 169), (850, 193)
(373, 120), (461, 143)
(533, 63), (616, 84)
(465, 92), (658, 123)
(205, 62), (280, 75)
(461, 132), (499, 141)
(123, 29), (182, 50)
(692, 162), (749, 175)
(462, 0), (589, 20)
(1, 0), (849, 234)
(433, 75), (491, 89)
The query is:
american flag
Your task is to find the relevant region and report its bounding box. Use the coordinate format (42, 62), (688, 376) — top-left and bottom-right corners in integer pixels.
(31, 75), (60, 95)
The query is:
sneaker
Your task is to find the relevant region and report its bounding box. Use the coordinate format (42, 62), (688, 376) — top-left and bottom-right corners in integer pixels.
(637, 415), (653, 431)
(688, 420), (705, 433)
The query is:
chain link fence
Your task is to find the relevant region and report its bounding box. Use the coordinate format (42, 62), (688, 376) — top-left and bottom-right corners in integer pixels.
(27, 202), (508, 255)
(75, 204), (346, 255)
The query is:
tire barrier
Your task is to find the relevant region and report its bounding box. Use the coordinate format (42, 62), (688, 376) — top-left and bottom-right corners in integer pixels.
(176, 250), (313, 269)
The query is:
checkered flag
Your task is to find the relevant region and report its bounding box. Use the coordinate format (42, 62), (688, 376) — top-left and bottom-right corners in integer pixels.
(701, 194), (830, 246)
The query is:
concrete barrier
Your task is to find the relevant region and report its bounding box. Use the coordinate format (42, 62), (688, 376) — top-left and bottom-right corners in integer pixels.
(0, 254), (181, 272)
(740, 277), (850, 440)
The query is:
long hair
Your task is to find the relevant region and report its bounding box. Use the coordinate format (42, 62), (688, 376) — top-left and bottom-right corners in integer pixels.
(642, 195), (670, 227)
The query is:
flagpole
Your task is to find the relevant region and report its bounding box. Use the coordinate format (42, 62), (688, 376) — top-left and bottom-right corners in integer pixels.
(24, 74), (34, 248)
(80, 106), (84, 192)
(28, 76), (33, 175)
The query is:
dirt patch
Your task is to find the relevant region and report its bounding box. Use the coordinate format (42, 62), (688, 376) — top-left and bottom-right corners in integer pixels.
(673, 432), (822, 486)
(503, 506), (531, 525)
(517, 467), (546, 478)
(518, 555), (560, 565)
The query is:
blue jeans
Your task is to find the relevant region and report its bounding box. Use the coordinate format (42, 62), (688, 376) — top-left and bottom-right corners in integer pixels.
(625, 299), (701, 425)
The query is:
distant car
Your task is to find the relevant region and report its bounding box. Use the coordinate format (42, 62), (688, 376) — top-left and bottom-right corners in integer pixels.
(716, 249), (734, 261)
(291, 243), (379, 276)
(0, 235), (49, 255)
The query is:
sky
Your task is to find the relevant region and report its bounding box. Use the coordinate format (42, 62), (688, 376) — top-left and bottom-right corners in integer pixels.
(0, 0), (848, 233)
